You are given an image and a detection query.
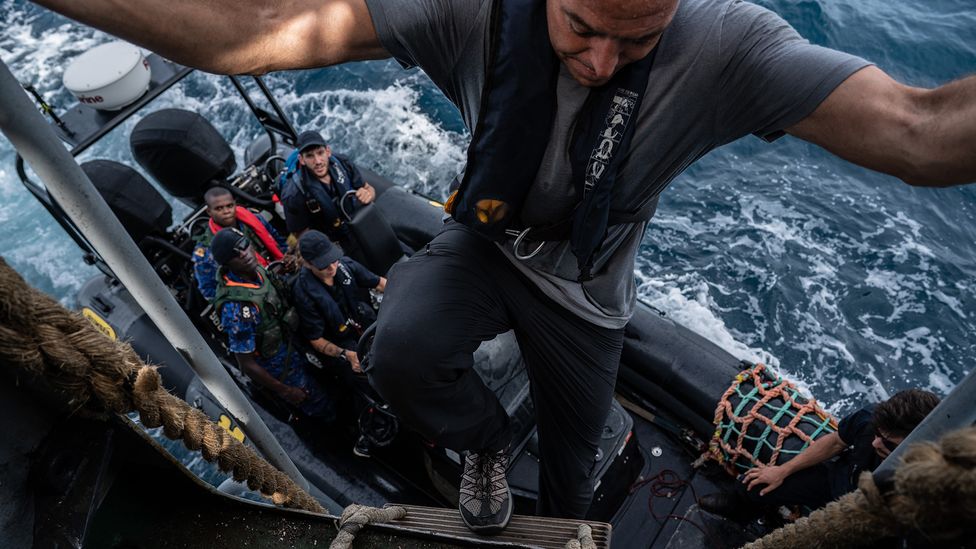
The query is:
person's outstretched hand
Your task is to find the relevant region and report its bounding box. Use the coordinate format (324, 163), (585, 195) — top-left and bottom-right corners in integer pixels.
(742, 464), (789, 496)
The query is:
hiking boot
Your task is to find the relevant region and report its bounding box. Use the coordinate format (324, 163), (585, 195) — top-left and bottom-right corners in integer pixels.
(353, 435), (372, 458)
(458, 448), (512, 535)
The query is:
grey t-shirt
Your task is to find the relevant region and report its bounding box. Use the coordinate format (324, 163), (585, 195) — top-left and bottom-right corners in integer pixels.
(366, 0), (870, 328)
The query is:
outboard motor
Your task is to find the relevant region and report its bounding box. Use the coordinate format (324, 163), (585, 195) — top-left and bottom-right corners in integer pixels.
(80, 160), (172, 245)
(130, 109), (236, 202)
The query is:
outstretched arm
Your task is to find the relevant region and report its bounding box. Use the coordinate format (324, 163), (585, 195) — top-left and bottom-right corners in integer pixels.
(32, 0), (389, 75)
(741, 431), (848, 496)
(788, 66), (976, 187)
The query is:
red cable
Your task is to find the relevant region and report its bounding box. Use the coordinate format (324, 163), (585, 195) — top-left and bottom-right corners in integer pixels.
(629, 469), (719, 547)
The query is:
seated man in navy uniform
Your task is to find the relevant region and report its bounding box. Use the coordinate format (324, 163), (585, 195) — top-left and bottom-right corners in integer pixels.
(192, 186), (293, 301)
(211, 227), (333, 420)
(291, 230), (387, 455)
(701, 388), (941, 519)
(279, 131), (377, 258)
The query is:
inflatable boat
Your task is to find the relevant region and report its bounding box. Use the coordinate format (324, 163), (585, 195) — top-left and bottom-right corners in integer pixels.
(4, 44), (972, 549)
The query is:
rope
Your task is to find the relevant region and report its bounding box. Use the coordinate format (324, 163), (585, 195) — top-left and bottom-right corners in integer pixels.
(564, 524), (596, 549)
(703, 363), (837, 476)
(329, 504), (407, 549)
(0, 257), (323, 513)
(629, 469), (717, 547)
(742, 426), (976, 548)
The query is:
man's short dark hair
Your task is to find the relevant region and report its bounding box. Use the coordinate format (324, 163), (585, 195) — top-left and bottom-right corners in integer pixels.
(873, 389), (941, 438)
(203, 186), (233, 207)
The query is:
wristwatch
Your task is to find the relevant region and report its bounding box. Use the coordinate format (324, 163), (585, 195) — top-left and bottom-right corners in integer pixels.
(338, 350), (349, 362)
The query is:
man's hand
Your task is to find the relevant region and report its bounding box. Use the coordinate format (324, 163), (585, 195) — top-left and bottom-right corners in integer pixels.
(281, 252), (299, 273)
(741, 464), (789, 496)
(346, 350), (362, 373)
(355, 182), (376, 205)
(278, 385), (308, 406)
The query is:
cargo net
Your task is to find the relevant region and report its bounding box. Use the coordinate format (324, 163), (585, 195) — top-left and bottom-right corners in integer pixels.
(704, 363), (838, 476)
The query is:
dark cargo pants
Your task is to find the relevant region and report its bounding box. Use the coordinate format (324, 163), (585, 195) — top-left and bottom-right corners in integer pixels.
(367, 222), (624, 518)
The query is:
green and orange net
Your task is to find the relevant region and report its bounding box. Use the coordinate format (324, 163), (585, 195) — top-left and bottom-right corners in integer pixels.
(704, 363), (838, 476)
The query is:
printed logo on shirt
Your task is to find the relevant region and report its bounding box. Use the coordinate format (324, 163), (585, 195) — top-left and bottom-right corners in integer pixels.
(241, 305), (252, 320)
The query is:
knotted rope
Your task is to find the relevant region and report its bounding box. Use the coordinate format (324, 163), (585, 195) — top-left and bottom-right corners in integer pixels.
(329, 504), (407, 549)
(702, 363), (837, 475)
(564, 524), (596, 549)
(0, 257), (323, 513)
(742, 426), (976, 548)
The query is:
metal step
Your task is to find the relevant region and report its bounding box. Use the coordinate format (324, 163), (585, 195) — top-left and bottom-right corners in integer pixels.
(383, 504), (612, 548)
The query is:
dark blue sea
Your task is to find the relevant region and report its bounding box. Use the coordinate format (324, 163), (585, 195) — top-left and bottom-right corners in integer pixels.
(2, 0), (974, 439)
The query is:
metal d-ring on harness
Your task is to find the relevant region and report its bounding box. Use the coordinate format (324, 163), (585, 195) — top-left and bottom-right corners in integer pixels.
(508, 227), (545, 260)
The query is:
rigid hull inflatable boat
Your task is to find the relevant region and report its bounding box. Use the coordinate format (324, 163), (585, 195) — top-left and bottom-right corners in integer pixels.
(5, 45), (972, 549)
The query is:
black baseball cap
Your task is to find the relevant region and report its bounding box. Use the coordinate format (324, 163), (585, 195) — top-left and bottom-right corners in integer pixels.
(211, 227), (249, 265)
(299, 230), (343, 269)
(296, 130), (328, 153)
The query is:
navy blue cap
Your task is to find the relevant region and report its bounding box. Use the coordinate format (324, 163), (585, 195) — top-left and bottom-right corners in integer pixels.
(211, 227), (249, 265)
(296, 130), (328, 153)
(299, 230), (343, 269)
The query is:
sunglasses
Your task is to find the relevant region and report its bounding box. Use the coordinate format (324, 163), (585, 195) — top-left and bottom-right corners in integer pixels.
(232, 236), (251, 256)
(875, 429), (900, 453)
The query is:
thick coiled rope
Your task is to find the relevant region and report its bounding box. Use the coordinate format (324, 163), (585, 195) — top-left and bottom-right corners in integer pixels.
(329, 504), (407, 549)
(0, 257), (323, 513)
(743, 426), (976, 548)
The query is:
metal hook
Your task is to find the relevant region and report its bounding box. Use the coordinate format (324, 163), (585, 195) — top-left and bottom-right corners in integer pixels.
(513, 227), (545, 260)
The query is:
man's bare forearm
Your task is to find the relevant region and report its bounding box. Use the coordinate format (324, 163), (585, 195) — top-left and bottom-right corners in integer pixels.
(32, 0), (387, 75)
(780, 431), (847, 476)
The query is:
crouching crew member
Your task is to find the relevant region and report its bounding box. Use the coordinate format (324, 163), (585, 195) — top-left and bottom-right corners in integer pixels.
(193, 186), (294, 301)
(211, 227), (333, 420)
(279, 131), (376, 259)
(292, 230), (387, 456)
(701, 389), (941, 519)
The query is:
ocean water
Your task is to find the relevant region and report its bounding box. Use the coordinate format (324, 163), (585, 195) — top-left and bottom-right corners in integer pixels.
(2, 0), (974, 420)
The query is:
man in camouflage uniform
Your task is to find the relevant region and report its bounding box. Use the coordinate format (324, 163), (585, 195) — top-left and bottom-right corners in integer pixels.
(212, 227), (332, 419)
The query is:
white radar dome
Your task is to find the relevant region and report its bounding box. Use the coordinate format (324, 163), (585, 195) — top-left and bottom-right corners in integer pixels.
(63, 41), (151, 111)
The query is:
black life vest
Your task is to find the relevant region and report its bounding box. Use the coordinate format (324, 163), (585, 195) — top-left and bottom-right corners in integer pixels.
(213, 266), (299, 358)
(445, 0), (657, 280)
(288, 155), (359, 236)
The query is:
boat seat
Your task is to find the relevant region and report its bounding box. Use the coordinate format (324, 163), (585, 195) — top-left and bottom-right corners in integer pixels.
(130, 108), (237, 201)
(81, 159), (173, 245)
